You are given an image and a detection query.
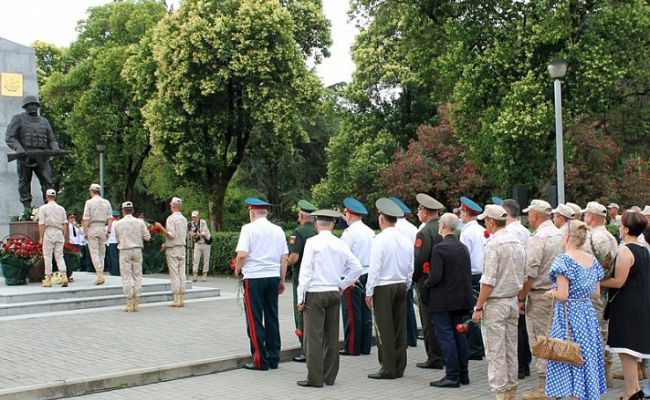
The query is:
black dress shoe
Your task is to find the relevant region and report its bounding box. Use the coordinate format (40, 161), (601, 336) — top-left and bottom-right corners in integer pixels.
(429, 377), (460, 388)
(339, 350), (358, 356)
(416, 361), (444, 369)
(296, 380), (322, 388)
(368, 372), (395, 379)
(293, 354), (306, 362)
(468, 355), (483, 361)
(417, 334), (425, 340)
(243, 362), (268, 371)
(460, 377), (470, 385)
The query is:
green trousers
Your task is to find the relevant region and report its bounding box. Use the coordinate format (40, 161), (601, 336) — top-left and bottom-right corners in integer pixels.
(291, 265), (304, 348)
(303, 291), (341, 386)
(374, 283), (407, 378)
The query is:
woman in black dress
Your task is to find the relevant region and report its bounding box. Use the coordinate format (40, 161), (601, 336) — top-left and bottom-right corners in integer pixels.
(601, 210), (650, 400)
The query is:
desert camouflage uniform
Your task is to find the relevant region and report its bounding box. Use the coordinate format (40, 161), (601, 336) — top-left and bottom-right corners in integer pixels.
(480, 229), (526, 395)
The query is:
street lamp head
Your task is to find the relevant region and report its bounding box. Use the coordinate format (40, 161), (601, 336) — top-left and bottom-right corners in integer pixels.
(548, 60), (568, 79)
(96, 144), (106, 152)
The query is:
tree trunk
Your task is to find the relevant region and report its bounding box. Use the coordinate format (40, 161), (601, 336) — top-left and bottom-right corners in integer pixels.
(208, 186), (227, 232)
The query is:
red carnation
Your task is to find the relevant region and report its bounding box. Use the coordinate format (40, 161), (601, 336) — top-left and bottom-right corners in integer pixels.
(422, 261), (431, 274)
(294, 329), (304, 338)
(483, 229), (490, 239)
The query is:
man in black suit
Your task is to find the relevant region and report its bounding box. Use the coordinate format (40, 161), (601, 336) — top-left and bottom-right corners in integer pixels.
(424, 212), (473, 388)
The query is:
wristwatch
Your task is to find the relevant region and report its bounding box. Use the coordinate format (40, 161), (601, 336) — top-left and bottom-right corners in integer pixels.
(473, 306), (482, 312)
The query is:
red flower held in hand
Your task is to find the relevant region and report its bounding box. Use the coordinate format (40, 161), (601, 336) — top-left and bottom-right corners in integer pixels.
(455, 320), (472, 333)
(229, 257), (237, 271)
(483, 229), (490, 239)
(422, 261), (431, 274)
(295, 329), (304, 338)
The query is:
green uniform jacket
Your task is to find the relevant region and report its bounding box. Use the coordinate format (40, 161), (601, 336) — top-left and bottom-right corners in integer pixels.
(288, 222), (318, 269)
(413, 219), (442, 283)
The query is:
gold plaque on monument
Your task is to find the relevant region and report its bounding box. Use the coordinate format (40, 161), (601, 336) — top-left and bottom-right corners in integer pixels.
(1, 72), (24, 97)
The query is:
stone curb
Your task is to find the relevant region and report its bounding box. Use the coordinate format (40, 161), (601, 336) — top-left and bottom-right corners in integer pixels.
(0, 346), (304, 400)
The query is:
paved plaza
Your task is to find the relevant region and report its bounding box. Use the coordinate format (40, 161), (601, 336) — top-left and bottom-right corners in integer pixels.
(0, 276), (640, 399)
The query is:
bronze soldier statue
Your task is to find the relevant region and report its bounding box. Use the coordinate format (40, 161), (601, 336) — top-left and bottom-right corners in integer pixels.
(5, 95), (61, 209)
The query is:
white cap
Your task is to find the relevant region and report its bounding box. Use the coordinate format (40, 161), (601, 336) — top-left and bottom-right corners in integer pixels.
(642, 206), (650, 216)
(170, 197), (182, 205)
(477, 204), (507, 221)
(581, 201), (607, 217)
(607, 203), (619, 209)
(45, 188), (57, 197)
(191, 210), (199, 217)
(122, 201), (133, 208)
(89, 183), (101, 192)
(552, 204), (575, 219)
(523, 199), (552, 215)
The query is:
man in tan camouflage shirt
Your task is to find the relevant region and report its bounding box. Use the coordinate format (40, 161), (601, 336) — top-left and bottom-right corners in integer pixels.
(82, 183), (113, 285)
(39, 189), (68, 288)
(114, 201), (151, 312)
(472, 205), (526, 400)
(517, 200), (563, 400)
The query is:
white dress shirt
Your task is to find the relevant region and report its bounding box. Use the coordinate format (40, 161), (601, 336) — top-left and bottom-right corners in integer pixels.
(236, 217), (289, 279)
(297, 231), (362, 304)
(366, 227), (414, 296)
(506, 220), (531, 246)
(460, 219), (486, 275)
(395, 217), (418, 244)
(340, 220), (375, 273)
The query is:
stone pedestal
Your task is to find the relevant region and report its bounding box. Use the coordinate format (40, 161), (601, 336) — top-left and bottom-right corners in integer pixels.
(0, 38), (43, 239)
(9, 220), (44, 282)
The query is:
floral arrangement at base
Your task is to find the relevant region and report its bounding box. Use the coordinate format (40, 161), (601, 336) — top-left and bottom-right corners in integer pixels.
(0, 235), (42, 285)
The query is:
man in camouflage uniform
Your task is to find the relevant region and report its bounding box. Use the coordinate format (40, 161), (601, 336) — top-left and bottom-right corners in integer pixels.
(114, 201), (151, 312)
(82, 183), (113, 285)
(583, 201), (618, 386)
(5, 95), (59, 208)
(472, 205), (526, 400)
(155, 197), (188, 307)
(517, 200), (563, 400)
(413, 193), (444, 369)
(288, 200), (318, 362)
(39, 189), (68, 288)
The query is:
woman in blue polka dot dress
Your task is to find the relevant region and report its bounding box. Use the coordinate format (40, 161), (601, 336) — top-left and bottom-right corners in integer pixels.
(544, 220), (606, 400)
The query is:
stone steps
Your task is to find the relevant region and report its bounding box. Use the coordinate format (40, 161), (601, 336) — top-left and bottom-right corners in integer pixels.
(0, 272), (220, 317)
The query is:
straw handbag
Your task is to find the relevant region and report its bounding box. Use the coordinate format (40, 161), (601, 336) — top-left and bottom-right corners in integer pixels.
(531, 293), (583, 366)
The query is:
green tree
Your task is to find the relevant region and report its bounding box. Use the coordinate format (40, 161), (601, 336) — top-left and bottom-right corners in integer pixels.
(139, 0), (330, 229)
(40, 0), (168, 208)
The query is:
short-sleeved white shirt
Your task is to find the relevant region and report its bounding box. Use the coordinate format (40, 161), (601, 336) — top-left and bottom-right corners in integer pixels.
(340, 220), (375, 271)
(460, 219), (486, 275)
(236, 217), (288, 279)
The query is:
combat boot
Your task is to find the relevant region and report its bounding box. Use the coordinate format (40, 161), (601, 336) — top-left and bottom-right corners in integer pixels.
(94, 271), (105, 285)
(522, 376), (546, 400)
(124, 298), (134, 312)
(178, 293), (185, 307)
(61, 274), (68, 287)
(133, 297), (140, 312)
(42, 274), (52, 288)
(506, 388), (517, 400)
(494, 391), (507, 400)
(201, 272), (208, 282)
(192, 272), (198, 282)
(169, 293), (179, 307)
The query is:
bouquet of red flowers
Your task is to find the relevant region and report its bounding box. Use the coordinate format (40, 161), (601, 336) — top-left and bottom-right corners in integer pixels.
(0, 236), (42, 261)
(63, 242), (80, 254)
(148, 224), (163, 236)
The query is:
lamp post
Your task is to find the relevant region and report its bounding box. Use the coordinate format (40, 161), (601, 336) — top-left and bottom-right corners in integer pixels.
(96, 144), (106, 198)
(548, 60), (567, 204)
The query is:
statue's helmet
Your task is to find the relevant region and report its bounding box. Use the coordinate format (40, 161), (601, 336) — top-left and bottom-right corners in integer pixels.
(22, 95), (40, 108)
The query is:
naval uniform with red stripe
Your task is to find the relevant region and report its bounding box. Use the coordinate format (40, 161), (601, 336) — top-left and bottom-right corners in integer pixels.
(340, 219), (375, 355)
(236, 216), (288, 370)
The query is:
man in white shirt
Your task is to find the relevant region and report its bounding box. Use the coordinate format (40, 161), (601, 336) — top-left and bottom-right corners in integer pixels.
(340, 197), (375, 356)
(366, 198), (414, 380)
(234, 197), (289, 371)
(389, 196), (419, 348)
(459, 196), (487, 360)
(296, 209), (362, 388)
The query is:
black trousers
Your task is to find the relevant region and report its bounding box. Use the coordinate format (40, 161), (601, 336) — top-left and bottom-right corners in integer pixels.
(518, 313), (531, 370)
(468, 274), (485, 359)
(341, 273), (372, 355)
(17, 158), (53, 206)
(243, 277), (281, 369)
(406, 284), (418, 347)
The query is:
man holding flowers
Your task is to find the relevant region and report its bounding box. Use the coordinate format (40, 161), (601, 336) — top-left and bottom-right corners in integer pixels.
(472, 204), (526, 399)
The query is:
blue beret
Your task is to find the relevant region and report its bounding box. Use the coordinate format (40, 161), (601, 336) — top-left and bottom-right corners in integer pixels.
(244, 197), (271, 206)
(460, 196), (482, 213)
(388, 196), (411, 214)
(491, 196), (504, 206)
(112, 210), (120, 217)
(343, 197), (368, 215)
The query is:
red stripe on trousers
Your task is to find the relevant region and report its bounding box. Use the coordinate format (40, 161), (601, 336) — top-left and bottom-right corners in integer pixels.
(345, 288), (356, 354)
(243, 280), (262, 368)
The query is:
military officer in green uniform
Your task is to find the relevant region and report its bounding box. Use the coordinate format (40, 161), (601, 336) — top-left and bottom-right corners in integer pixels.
(288, 199), (319, 362)
(414, 193), (445, 369)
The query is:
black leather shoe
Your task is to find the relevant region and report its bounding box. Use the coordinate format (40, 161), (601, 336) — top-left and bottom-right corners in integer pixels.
(368, 372), (394, 379)
(293, 354), (306, 362)
(417, 361), (444, 369)
(468, 355), (483, 361)
(296, 380), (322, 388)
(243, 362), (268, 371)
(417, 334), (425, 340)
(460, 377), (470, 385)
(429, 377), (460, 388)
(339, 350), (358, 356)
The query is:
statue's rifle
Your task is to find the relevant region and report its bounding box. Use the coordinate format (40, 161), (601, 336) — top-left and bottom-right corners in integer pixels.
(7, 149), (69, 163)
